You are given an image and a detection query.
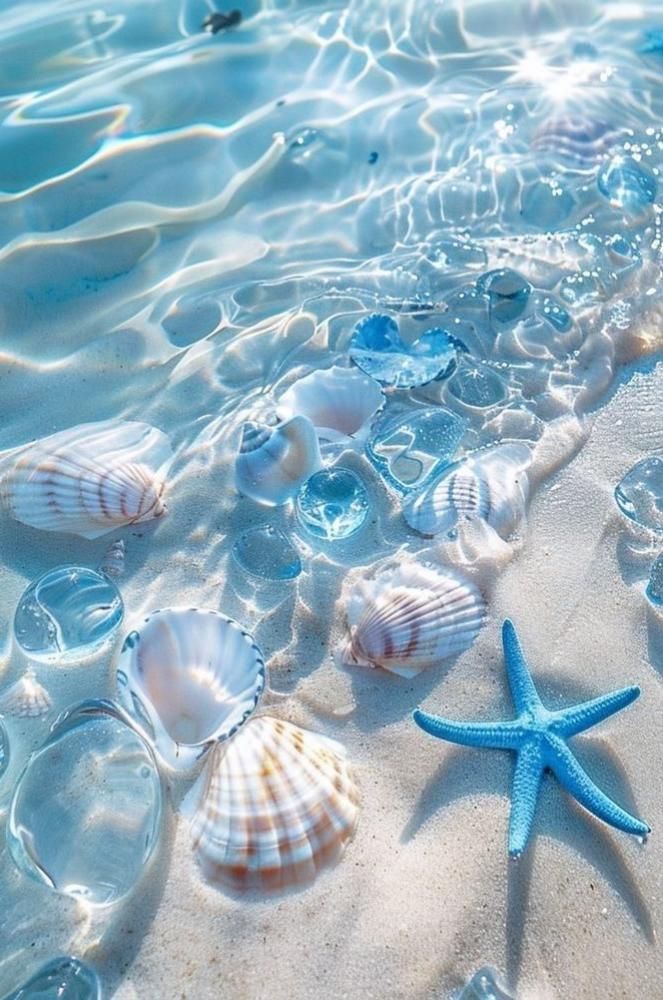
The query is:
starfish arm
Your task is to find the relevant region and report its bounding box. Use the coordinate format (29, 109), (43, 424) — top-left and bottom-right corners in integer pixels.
(508, 740), (545, 858)
(546, 735), (650, 838)
(552, 686), (641, 738)
(502, 619), (542, 714)
(413, 709), (521, 750)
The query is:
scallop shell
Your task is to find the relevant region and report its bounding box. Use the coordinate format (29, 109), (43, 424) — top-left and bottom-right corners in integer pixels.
(234, 415), (322, 506)
(0, 669), (51, 718)
(402, 443), (531, 539)
(116, 607), (265, 772)
(532, 116), (621, 167)
(99, 539), (126, 578)
(2, 420), (172, 539)
(340, 562), (486, 678)
(276, 366), (385, 444)
(182, 715), (360, 893)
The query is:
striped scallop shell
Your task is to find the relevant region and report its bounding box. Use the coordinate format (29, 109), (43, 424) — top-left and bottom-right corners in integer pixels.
(182, 715), (360, 894)
(99, 539), (126, 578)
(276, 366), (385, 444)
(0, 669), (52, 718)
(402, 443), (531, 540)
(116, 607), (265, 772)
(340, 562), (486, 678)
(234, 415), (322, 506)
(2, 420), (172, 539)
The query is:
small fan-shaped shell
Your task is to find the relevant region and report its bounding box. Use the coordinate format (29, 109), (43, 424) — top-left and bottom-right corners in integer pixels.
(0, 669), (51, 718)
(340, 562), (486, 678)
(99, 539), (125, 578)
(116, 607), (265, 771)
(182, 715), (360, 893)
(2, 420), (172, 540)
(276, 366), (385, 443)
(234, 415), (322, 506)
(402, 443), (531, 540)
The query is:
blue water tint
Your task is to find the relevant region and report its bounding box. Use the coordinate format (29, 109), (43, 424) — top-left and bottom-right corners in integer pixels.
(447, 363), (507, 408)
(521, 179), (575, 226)
(614, 456), (663, 533)
(598, 155), (657, 211)
(2, 956), (101, 1000)
(349, 314), (457, 388)
(646, 553), (663, 608)
(8, 701), (162, 906)
(13, 566), (124, 662)
(0, 720), (8, 784)
(232, 525), (302, 580)
(367, 407), (466, 494)
(296, 469), (369, 540)
(477, 269), (532, 326)
(541, 296), (572, 333)
(458, 967), (513, 999)
(639, 29), (663, 55)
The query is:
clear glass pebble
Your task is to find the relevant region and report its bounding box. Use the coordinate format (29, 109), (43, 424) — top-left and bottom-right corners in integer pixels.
(646, 553), (663, 609)
(367, 408), (466, 494)
(232, 525), (302, 580)
(3, 956), (101, 1000)
(459, 966), (514, 999)
(597, 155), (657, 211)
(8, 700), (162, 906)
(13, 566), (124, 663)
(349, 313), (457, 388)
(0, 719), (9, 783)
(477, 268), (532, 326)
(447, 363), (507, 409)
(296, 469), (369, 540)
(520, 179), (575, 226)
(614, 456), (663, 533)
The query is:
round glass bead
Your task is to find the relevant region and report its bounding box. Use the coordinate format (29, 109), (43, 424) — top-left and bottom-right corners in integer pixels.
(597, 155), (657, 211)
(4, 956), (101, 999)
(614, 456), (663, 533)
(296, 469), (369, 540)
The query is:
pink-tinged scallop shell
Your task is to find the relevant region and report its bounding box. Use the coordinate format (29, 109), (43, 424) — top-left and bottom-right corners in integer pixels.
(182, 715), (360, 894)
(340, 561), (486, 678)
(2, 420), (172, 539)
(276, 366), (385, 444)
(0, 669), (51, 718)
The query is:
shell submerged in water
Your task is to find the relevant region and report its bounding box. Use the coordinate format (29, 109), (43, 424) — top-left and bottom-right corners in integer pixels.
(0, 668), (51, 718)
(339, 561), (486, 678)
(2, 420), (173, 539)
(116, 607), (266, 772)
(182, 715), (360, 894)
(234, 415), (322, 506)
(402, 443), (531, 540)
(99, 539), (126, 578)
(276, 366), (385, 444)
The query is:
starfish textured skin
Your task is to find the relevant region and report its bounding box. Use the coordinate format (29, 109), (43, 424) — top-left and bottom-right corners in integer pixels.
(413, 619), (650, 857)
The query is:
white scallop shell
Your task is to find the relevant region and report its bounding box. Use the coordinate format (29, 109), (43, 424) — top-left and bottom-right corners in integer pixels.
(99, 539), (126, 578)
(116, 607), (265, 772)
(182, 715), (360, 893)
(340, 561), (487, 678)
(402, 443), (531, 539)
(0, 669), (52, 718)
(2, 420), (172, 540)
(234, 415), (322, 506)
(276, 366), (385, 443)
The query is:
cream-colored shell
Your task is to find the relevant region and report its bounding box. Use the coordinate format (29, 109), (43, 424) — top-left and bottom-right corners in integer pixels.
(234, 416), (322, 506)
(276, 366), (385, 443)
(340, 561), (486, 678)
(0, 669), (51, 718)
(2, 420), (172, 539)
(182, 715), (360, 893)
(99, 539), (126, 578)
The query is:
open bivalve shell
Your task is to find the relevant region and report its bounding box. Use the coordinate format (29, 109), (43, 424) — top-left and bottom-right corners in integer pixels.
(116, 607), (266, 772)
(276, 366), (385, 444)
(234, 416), (322, 506)
(182, 715), (360, 894)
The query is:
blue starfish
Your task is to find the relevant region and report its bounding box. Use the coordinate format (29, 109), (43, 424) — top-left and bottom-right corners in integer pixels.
(414, 619), (650, 857)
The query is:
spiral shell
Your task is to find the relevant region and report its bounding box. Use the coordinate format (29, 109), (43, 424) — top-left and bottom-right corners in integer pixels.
(276, 366), (385, 443)
(0, 669), (51, 718)
(234, 416), (322, 506)
(402, 443), (531, 540)
(339, 561), (486, 678)
(2, 420), (172, 539)
(182, 715), (360, 893)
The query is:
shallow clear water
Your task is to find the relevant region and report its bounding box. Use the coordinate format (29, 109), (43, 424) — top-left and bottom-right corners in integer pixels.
(0, 0), (662, 998)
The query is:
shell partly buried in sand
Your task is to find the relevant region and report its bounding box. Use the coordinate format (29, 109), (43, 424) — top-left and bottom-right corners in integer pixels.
(339, 561), (487, 678)
(234, 415), (322, 506)
(402, 443), (531, 540)
(2, 420), (173, 539)
(0, 669), (52, 718)
(276, 365), (385, 444)
(182, 715), (360, 894)
(99, 539), (126, 578)
(116, 607), (266, 772)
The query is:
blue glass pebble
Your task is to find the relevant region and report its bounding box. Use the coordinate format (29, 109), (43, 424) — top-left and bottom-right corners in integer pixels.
(598, 155), (657, 211)
(296, 469), (369, 540)
(646, 553), (663, 609)
(614, 456), (663, 533)
(13, 566), (124, 663)
(459, 967), (514, 999)
(367, 408), (466, 494)
(541, 296), (572, 332)
(447, 363), (507, 408)
(0, 719), (8, 783)
(477, 269), (532, 325)
(349, 313), (457, 388)
(232, 525), (302, 581)
(639, 29), (663, 55)
(2, 956), (101, 1000)
(521, 179), (575, 227)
